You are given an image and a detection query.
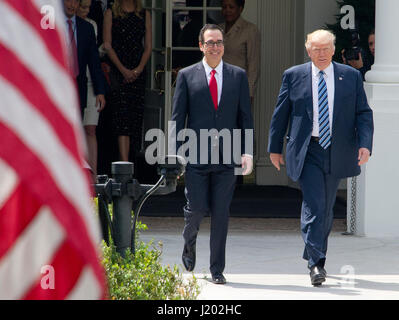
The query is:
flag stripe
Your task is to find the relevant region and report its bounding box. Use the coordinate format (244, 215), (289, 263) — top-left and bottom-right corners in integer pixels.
(67, 267), (103, 300)
(4, 0), (66, 69)
(0, 78), (100, 247)
(23, 240), (86, 300)
(0, 1), (81, 127)
(0, 0), (106, 299)
(0, 182), (42, 259)
(0, 44), (81, 163)
(0, 159), (18, 210)
(0, 206), (65, 300)
(0, 123), (104, 286)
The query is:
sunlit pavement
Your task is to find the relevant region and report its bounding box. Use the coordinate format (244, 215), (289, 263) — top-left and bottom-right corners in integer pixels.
(139, 217), (399, 300)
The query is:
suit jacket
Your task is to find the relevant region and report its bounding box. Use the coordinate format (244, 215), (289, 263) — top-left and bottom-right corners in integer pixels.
(171, 61), (254, 167)
(75, 16), (106, 112)
(268, 61), (374, 181)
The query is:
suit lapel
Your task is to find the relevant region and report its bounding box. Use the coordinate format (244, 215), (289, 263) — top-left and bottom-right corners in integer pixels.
(332, 62), (344, 129)
(303, 62), (313, 121)
(75, 16), (83, 68)
(218, 63), (228, 112)
(197, 62), (217, 113)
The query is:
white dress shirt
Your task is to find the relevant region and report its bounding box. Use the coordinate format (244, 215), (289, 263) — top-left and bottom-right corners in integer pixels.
(311, 62), (334, 137)
(202, 58), (223, 105)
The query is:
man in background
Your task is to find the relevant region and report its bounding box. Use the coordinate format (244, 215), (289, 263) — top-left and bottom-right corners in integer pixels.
(63, 0), (106, 118)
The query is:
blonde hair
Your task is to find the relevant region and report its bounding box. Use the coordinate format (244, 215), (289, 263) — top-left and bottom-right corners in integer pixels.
(305, 29), (336, 50)
(112, 0), (143, 19)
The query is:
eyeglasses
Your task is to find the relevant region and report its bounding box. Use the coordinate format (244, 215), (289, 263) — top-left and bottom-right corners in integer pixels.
(311, 47), (332, 54)
(203, 40), (224, 48)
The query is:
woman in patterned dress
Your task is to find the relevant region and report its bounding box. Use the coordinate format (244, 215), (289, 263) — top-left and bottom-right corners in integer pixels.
(103, 0), (152, 161)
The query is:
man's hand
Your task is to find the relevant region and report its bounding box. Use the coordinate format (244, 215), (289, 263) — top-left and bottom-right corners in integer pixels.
(241, 155), (253, 176)
(270, 153), (284, 171)
(95, 94), (106, 112)
(358, 148), (371, 166)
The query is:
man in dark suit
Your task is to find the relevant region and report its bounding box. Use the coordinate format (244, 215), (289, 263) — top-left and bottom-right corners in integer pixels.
(268, 29), (373, 286)
(171, 24), (254, 284)
(63, 0), (106, 116)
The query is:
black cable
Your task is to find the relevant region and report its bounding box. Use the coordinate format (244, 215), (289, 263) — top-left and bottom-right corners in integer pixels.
(130, 174), (166, 254)
(98, 194), (114, 244)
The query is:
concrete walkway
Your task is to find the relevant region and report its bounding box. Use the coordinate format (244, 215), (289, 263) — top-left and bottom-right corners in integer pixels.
(139, 217), (399, 300)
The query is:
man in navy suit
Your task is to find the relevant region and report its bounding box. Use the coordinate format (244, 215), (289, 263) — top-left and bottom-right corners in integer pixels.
(171, 24), (254, 284)
(268, 29), (373, 286)
(63, 0), (106, 116)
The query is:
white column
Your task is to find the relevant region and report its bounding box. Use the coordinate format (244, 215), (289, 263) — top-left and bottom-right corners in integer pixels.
(355, 0), (399, 237)
(366, 0), (399, 83)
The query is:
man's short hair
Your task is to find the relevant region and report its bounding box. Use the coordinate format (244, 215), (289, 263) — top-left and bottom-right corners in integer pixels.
(198, 24), (225, 43)
(305, 29), (336, 49)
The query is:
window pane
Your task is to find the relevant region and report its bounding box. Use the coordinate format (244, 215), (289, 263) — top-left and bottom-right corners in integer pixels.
(153, 9), (166, 49)
(207, 0), (222, 7)
(184, 0), (204, 7)
(154, 0), (166, 9)
(207, 10), (223, 24)
(173, 9), (203, 48)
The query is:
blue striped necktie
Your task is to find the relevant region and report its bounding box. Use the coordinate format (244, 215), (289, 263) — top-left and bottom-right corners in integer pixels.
(318, 70), (331, 149)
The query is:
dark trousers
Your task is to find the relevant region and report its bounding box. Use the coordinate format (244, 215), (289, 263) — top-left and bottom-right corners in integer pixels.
(183, 165), (236, 276)
(298, 140), (341, 269)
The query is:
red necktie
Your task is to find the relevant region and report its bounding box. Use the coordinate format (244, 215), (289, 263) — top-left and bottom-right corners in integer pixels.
(209, 69), (218, 110)
(67, 19), (79, 78)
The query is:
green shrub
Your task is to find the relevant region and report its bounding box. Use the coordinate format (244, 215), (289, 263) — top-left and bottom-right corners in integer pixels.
(101, 222), (200, 300)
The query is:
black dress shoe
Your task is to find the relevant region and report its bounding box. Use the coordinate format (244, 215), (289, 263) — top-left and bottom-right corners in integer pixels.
(182, 243), (196, 272)
(308, 263), (327, 277)
(310, 265), (326, 286)
(320, 266), (327, 277)
(211, 274), (226, 285)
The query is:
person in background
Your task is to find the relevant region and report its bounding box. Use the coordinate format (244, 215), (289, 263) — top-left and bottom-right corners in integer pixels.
(342, 29), (375, 80)
(220, 0), (260, 105)
(103, 0), (152, 161)
(77, 0), (102, 179)
(173, 0), (204, 69)
(63, 0), (106, 118)
(367, 29), (375, 60)
(220, 0), (260, 185)
(87, 0), (105, 45)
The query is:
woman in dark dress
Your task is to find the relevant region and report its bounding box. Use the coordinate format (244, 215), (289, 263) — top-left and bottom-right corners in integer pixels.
(103, 0), (152, 161)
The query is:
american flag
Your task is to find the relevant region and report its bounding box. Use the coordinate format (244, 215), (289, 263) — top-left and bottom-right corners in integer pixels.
(0, 0), (106, 299)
